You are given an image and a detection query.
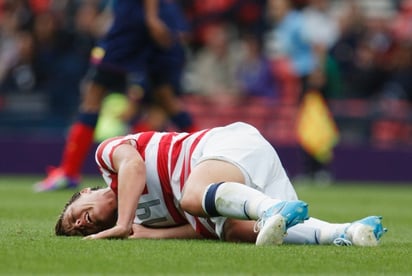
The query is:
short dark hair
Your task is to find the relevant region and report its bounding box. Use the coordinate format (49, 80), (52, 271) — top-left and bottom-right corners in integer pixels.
(55, 187), (101, 236)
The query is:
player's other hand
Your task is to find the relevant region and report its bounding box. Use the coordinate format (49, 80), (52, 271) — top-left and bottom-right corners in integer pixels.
(129, 223), (152, 239)
(82, 225), (131, 240)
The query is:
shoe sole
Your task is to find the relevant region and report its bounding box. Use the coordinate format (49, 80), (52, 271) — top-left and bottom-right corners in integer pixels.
(351, 224), (379, 246)
(255, 214), (286, 246)
(33, 181), (79, 192)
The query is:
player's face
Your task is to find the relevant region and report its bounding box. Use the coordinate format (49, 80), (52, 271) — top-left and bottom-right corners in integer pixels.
(63, 188), (117, 236)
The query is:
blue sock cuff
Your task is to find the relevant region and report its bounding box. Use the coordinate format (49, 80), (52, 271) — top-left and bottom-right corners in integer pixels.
(78, 112), (99, 127)
(203, 182), (224, 217)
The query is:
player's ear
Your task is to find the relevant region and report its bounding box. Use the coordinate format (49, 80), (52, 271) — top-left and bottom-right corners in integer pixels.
(80, 187), (92, 194)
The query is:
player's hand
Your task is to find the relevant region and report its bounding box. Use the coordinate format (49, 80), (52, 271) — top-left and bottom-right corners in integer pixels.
(83, 234), (98, 240)
(146, 16), (172, 48)
(82, 225), (131, 240)
(129, 223), (152, 239)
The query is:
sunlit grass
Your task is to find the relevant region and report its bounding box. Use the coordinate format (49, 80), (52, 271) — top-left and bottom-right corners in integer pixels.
(0, 176), (411, 275)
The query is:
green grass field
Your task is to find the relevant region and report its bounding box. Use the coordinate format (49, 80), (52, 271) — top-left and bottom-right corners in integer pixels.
(0, 175), (411, 275)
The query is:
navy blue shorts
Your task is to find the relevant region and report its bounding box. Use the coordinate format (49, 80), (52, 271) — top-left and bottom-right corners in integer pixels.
(96, 1), (149, 73)
(90, 0), (188, 94)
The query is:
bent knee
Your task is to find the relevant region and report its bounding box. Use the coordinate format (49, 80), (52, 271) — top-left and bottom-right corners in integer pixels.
(180, 195), (204, 216)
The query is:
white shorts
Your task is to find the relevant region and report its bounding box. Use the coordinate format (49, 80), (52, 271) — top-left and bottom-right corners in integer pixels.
(191, 122), (298, 238)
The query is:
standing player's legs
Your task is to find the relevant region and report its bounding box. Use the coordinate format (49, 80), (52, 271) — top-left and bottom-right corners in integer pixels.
(127, 78), (172, 133)
(34, 2), (150, 191)
(129, 82), (196, 133)
(155, 0), (196, 132)
(133, 43), (197, 133)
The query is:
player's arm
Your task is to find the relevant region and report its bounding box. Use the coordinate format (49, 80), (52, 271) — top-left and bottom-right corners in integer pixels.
(143, 0), (172, 48)
(85, 143), (146, 239)
(129, 223), (202, 239)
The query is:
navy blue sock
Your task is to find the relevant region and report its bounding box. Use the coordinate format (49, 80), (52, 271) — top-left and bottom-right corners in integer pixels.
(77, 112), (99, 128)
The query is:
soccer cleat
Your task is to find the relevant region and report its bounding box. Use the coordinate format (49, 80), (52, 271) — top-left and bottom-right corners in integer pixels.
(33, 167), (80, 192)
(255, 200), (309, 246)
(333, 216), (388, 246)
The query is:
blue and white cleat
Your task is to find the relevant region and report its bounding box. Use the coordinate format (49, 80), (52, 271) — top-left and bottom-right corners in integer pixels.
(333, 216), (388, 246)
(255, 200), (309, 246)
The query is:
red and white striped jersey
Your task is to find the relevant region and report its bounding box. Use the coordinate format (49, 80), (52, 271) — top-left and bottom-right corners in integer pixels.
(95, 128), (219, 239)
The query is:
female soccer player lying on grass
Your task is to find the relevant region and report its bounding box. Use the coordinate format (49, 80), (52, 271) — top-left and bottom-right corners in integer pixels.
(55, 122), (387, 246)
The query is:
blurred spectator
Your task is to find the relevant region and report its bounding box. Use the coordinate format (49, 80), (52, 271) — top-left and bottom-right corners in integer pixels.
(379, 42), (412, 102)
(384, 0), (412, 102)
(264, 0), (315, 103)
(182, 0), (238, 50)
(265, 0), (342, 183)
(182, 0), (266, 50)
(329, 1), (365, 95)
(0, 0), (105, 122)
(330, 0), (395, 99)
(31, 7), (98, 120)
(0, 30), (36, 92)
(0, 0), (34, 89)
(304, 0), (338, 50)
(391, 0), (412, 43)
(184, 23), (244, 105)
(235, 32), (279, 99)
(265, 0), (316, 80)
(303, 0), (342, 99)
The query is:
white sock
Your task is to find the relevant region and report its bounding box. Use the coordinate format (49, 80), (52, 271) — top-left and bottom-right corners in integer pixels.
(284, 217), (350, 244)
(202, 182), (281, 220)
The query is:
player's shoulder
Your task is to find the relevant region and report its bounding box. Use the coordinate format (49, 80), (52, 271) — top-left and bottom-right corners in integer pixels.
(96, 135), (135, 156)
(95, 135), (137, 169)
(98, 135), (126, 147)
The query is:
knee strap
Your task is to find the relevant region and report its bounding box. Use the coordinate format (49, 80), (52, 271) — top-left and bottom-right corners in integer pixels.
(202, 182), (224, 217)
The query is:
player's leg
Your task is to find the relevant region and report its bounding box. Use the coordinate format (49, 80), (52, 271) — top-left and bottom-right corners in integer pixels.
(181, 122), (308, 244)
(180, 159), (308, 245)
(153, 83), (196, 132)
(127, 81), (170, 132)
(33, 74), (108, 192)
(221, 215), (387, 246)
(220, 218), (343, 244)
(33, 80), (105, 192)
(150, 44), (197, 132)
(284, 216), (387, 246)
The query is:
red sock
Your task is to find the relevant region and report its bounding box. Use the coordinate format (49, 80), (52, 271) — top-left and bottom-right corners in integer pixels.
(61, 122), (95, 177)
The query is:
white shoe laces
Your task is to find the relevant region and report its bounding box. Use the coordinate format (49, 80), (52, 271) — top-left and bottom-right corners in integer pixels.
(254, 218), (264, 233)
(333, 237), (352, 246)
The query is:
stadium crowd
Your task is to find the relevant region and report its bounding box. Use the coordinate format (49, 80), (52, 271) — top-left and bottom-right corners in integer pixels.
(0, 0), (411, 147)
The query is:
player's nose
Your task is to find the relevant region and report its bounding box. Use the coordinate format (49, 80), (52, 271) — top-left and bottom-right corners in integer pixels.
(75, 217), (85, 228)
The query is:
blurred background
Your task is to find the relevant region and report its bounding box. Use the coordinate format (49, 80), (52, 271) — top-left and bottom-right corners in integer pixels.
(0, 0), (411, 183)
